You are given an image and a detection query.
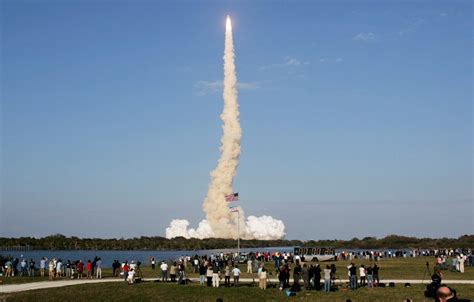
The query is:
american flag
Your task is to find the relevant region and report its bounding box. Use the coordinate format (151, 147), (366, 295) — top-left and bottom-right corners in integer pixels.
(229, 206), (239, 212)
(225, 193), (239, 202)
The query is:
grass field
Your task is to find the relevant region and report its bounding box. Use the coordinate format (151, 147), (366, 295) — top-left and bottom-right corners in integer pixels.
(2, 257), (473, 285)
(2, 281), (474, 302)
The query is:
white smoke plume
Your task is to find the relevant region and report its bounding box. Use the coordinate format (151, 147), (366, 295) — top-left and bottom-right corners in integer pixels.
(165, 216), (286, 240)
(165, 219), (214, 239)
(165, 16), (286, 240)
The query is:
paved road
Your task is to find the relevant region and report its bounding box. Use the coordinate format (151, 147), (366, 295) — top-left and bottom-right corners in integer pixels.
(1, 278), (474, 293)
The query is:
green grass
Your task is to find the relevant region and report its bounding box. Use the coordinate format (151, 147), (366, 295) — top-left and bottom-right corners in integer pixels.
(2, 281), (474, 302)
(1, 257), (473, 285)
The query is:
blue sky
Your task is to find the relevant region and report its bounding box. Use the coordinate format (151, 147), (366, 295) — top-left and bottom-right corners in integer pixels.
(1, 0), (472, 239)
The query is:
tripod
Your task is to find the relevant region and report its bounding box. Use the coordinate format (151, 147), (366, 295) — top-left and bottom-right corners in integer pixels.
(421, 262), (431, 284)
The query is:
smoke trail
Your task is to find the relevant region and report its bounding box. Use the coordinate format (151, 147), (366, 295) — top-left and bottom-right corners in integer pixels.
(202, 16), (243, 238)
(165, 16), (286, 240)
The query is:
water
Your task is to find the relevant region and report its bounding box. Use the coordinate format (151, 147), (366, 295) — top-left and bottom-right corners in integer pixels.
(1, 247), (294, 268)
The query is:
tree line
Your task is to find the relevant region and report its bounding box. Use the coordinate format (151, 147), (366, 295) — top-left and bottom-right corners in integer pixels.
(0, 234), (472, 251)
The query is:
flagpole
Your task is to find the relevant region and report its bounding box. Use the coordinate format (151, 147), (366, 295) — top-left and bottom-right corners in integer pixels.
(237, 209), (240, 257)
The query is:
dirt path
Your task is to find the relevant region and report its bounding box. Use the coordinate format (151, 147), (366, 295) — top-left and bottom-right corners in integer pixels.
(1, 278), (473, 293)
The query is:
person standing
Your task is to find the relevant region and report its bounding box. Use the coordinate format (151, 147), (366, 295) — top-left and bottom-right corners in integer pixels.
(77, 260), (84, 279)
(330, 264), (337, 286)
(232, 265), (241, 287)
(95, 258), (102, 279)
(459, 254), (465, 273)
(177, 261), (185, 285)
(199, 263), (206, 285)
(212, 263), (220, 288)
(170, 262), (177, 282)
(86, 260), (92, 279)
(206, 264), (213, 287)
(259, 267), (268, 290)
(313, 264), (322, 290)
(40, 257), (47, 277)
(194, 257), (199, 273)
(359, 265), (366, 287)
(247, 258), (253, 273)
(302, 264), (309, 289)
(48, 260), (55, 280)
(293, 263), (302, 287)
(224, 265), (231, 287)
(65, 260), (72, 278)
(323, 265), (332, 292)
(349, 263), (357, 290)
(56, 259), (63, 278)
(28, 259), (36, 277)
(20, 258), (27, 276)
(160, 261), (168, 282)
(372, 264), (380, 285)
(123, 261), (129, 281)
(151, 257), (156, 270)
(366, 265), (373, 288)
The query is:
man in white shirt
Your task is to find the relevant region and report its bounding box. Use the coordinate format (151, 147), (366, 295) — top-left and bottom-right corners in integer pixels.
(231, 265), (241, 287)
(160, 261), (168, 281)
(247, 259), (252, 273)
(359, 265), (366, 286)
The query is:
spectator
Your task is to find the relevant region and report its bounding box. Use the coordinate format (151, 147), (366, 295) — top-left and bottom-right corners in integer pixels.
(212, 263), (220, 287)
(66, 260), (72, 278)
(177, 261), (185, 285)
(313, 264), (322, 290)
(20, 258), (27, 276)
(224, 265), (231, 287)
(40, 257), (47, 277)
(349, 263), (357, 290)
(323, 265), (331, 292)
(77, 260), (84, 279)
(160, 261), (168, 282)
(48, 260), (55, 280)
(302, 264), (310, 289)
(56, 259), (63, 278)
(231, 265), (241, 287)
(359, 265), (366, 287)
(86, 260), (92, 279)
(366, 265), (373, 288)
(199, 263), (206, 285)
(206, 264), (213, 287)
(373, 264), (380, 285)
(170, 262), (177, 282)
(96, 258), (102, 279)
(259, 267), (268, 290)
(127, 268), (135, 284)
(436, 286), (455, 302)
(123, 261), (129, 281)
(28, 259), (36, 277)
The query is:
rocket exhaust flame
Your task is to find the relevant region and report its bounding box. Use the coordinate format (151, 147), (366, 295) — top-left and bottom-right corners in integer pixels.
(165, 16), (286, 240)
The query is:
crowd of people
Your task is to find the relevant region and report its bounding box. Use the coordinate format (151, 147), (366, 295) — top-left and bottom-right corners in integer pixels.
(1, 248), (472, 292)
(1, 256), (103, 279)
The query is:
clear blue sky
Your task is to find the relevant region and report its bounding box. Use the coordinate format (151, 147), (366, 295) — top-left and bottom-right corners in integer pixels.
(1, 0), (472, 240)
